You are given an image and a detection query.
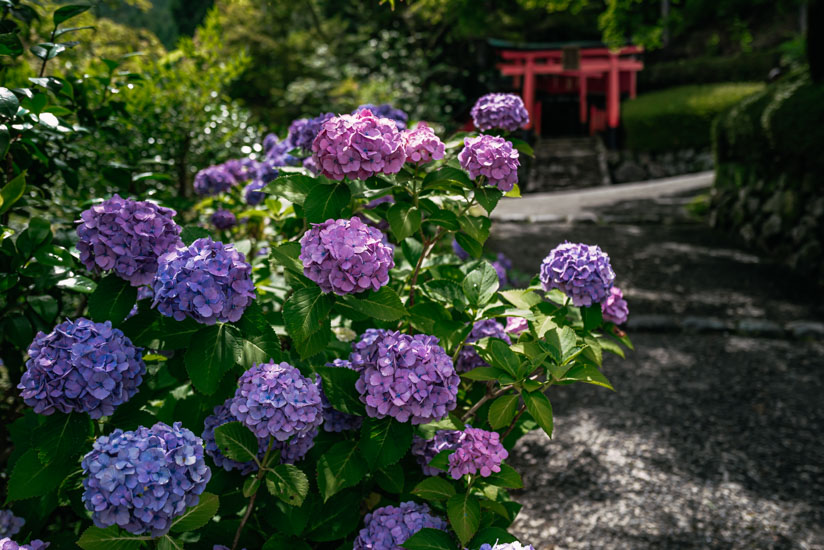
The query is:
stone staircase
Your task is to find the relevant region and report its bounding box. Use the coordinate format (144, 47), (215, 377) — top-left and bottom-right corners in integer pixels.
(524, 136), (611, 193)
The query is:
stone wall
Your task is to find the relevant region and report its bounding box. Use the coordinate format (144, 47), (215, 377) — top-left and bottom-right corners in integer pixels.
(608, 148), (714, 183)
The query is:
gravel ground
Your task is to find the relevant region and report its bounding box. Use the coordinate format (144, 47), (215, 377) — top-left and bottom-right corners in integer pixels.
(491, 192), (824, 549)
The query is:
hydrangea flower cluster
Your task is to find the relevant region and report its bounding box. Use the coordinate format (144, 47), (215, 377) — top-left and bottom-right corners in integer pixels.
(402, 122), (445, 165)
(152, 238), (255, 324)
(244, 179), (267, 206)
(353, 502), (447, 550)
(458, 135), (520, 192)
(210, 209), (237, 230)
(448, 426), (509, 479)
(493, 252), (513, 286)
(0, 539), (49, 550)
(288, 113), (334, 151)
(262, 133), (280, 155)
(320, 359), (363, 432)
(194, 164), (237, 196)
(230, 361), (323, 441)
(479, 543), (536, 550)
(602, 286), (629, 325)
(299, 217), (394, 295)
(311, 111), (406, 181)
(81, 422), (211, 537)
(0, 511), (23, 538)
(223, 158), (257, 182)
(505, 316), (529, 336)
(350, 330), (459, 424)
(18, 318), (145, 419)
(471, 93), (530, 132)
(263, 135), (299, 167)
(456, 319), (511, 373)
(411, 430), (461, 476)
(539, 242), (615, 307)
(76, 195), (182, 287)
(353, 103), (408, 130)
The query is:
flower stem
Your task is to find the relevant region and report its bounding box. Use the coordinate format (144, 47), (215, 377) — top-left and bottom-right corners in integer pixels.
(231, 437), (274, 550)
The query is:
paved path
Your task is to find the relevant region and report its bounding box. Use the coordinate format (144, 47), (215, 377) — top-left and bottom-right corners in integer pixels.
(490, 182), (824, 549)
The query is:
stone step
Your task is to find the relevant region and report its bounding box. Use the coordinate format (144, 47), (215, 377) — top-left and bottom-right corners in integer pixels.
(525, 136), (611, 193)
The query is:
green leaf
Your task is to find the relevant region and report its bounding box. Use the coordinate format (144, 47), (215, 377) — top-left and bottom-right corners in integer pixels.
(184, 324), (242, 394)
(266, 464), (310, 507)
(316, 440), (367, 501)
(316, 365), (366, 416)
(26, 295), (58, 321)
(480, 338), (521, 379)
(303, 182), (351, 223)
(156, 536), (183, 550)
(263, 534), (313, 550)
(0, 34), (24, 57)
(213, 421), (260, 463)
(509, 137), (534, 157)
(265, 174), (316, 205)
(426, 449), (454, 472)
(454, 232), (481, 258)
(374, 463), (405, 493)
(0, 171), (25, 215)
(447, 492), (481, 544)
(179, 226), (211, 246)
(7, 448), (71, 501)
(33, 244), (74, 267)
(599, 336), (625, 359)
(239, 328), (282, 367)
(422, 166), (473, 189)
(460, 367), (502, 381)
(283, 286), (333, 341)
(87, 273), (137, 326)
(483, 464), (523, 489)
(561, 363), (614, 390)
(269, 241), (306, 278)
(471, 527), (518, 548)
(402, 527), (455, 550)
(170, 492), (219, 532)
(388, 203), (422, 241)
(76, 526), (145, 550)
(57, 275), (96, 294)
(462, 261), (499, 307)
(359, 417), (412, 469)
(544, 326), (579, 364)
(426, 209), (460, 230)
(293, 321), (331, 359)
(523, 390), (553, 438)
(458, 215), (490, 245)
(474, 187), (503, 214)
(0, 87), (19, 117)
(243, 477), (261, 498)
(499, 289), (543, 310)
(422, 279), (467, 310)
(581, 304), (603, 331)
(34, 411), (92, 464)
(339, 286), (405, 321)
(306, 490), (361, 541)
(411, 477), (456, 501)
(487, 393), (519, 430)
(54, 4), (92, 25)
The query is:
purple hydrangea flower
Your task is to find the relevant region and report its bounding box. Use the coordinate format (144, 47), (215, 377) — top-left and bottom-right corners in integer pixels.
(299, 217), (394, 296)
(0, 511), (23, 538)
(353, 502), (447, 550)
(244, 179), (267, 206)
(350, 330), (459, 424)
(303, 156), (319, 174)
(452, 239), (470, 260)
(458, 135), (520, 192)
(203, 398), (317, 474)
(311, 111), (406, 181)
(402, 122), (445, 165)
(411, 430), (461, 476)
(81, 422), (211, 537)
(153, 238), (255, 325)
(353, 103), (408, 130)
(0, 539), (49, 550)
(505, 317), (528, 336)
(456, 319), (511, 373)
(264, 136), (299, 167)
(471, 93), (530, 132)
(365, 194), (394, 209)
(210, 209), (237, 230)
(479, 543), (536, 550)
(602, 286), (629, 325)
(230, 361), (323, 441)
(18, 319), (145, 419)
(492, 252), (513, 286)
(539, 242), (615, 307)
(448, 426), (509, 479)
(76, 195), (182, 287)
(223, 158), (258, 182)
(262, 133), (280, 155)
(194, 165), (237, 196)
(288, 113), (335, 151)
(320, 359), (363, 432)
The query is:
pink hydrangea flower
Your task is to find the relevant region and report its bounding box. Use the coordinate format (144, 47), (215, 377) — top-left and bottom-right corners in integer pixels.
(458, 135), (520, 192)
(402, 122), (445, 165)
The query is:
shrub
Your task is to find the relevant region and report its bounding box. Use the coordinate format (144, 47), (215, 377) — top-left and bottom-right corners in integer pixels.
(622, 82), (765, 152)
(638, 52), (776, 91)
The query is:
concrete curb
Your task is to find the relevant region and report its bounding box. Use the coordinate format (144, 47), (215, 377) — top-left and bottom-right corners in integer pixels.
(625, 314), (824, 340)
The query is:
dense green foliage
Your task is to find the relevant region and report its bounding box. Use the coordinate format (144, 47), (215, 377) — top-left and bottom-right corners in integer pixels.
(637, 51), (777, 91)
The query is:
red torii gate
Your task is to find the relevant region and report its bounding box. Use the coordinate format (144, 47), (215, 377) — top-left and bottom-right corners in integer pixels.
(493, 41), (643, 137)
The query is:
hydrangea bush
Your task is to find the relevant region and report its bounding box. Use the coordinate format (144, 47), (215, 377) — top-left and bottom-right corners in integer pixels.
(3, 94), (632, 550)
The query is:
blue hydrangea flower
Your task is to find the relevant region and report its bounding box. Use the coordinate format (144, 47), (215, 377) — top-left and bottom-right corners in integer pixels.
(539, 242), (615, 307)
(456, 319), (511, 373)
(76, 195), (182, 287)
(263, 135), (299, 167)
(18, 318), (145, 419)
(319, 359), (363, 432)
(492, 252), (513, 286)
(0, 539), (49, 550)
(288, 113), (334, 151)
(411, 430), (462, 476)
(244, 180), (267, 206)
(210, 209), (237, 230)
(194, 165), (237, 196)
(353, 103), (408, 130)
(0, 511), (24, 538)
(230, 361), (323, 441)
(479, 543), (536, 550)
(223, 158), (257, 183)
(81, 422), (211, 537)
(350, 330), (459, 424)
(152, 238), (255, 325)
(353, 502), (447, 550)
(471, 93), (530, 132)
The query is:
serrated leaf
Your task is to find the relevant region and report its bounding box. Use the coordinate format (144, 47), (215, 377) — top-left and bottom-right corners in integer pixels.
(283, 285), (333, 340)
(375, 463), (405, 493)
(402, 527), (455, 550)
(422, 166), (473, 189)
(411, 477), (456, 501)
(316, 440), (367, 501)
(269, 241), (306, 278)
(462, 261), (499, 307)
(388, 203), (422, 241)
(243, 477), (261, 498)
(473, 187), (502, 214)
(293, 320), (331, 359)
(170, 492), (219, 532)
(471, 526), (518, 548)
(317, 365), (366, 416)
(359, 417), (412, 469)
(240, 327), (282, 367)
(303, 182), (351, 223)
(460, 366), (502, 381)
(454, 232), (481, 258)
(479, 338), (521, 379)
(87, 273), (137, 326)
(426, 449), (454, 472)
(483, 464), (522, 489)
(76, 526), (145, 550)
(26, 294), (58, 321)
(7, 448), (72, 502)
(34, 411), (92, 464)
(184, 324), (242, 395)
(263, 534), (313, 550)
(523, 390), (553, 438)
(157, 536), (183, 550)
(499, 289), (543, 310)
(265, 174), (316, 205)
(487, 393), (519, 430)
(266, 464), (309, 507)
(447, 492), (481, 544)
(426, 209), (460, 230)
(581, 304), (603, 331)
(339, 286), (405, 321)
(561, 363), (614, 390)
(213, 421), (260, 463)
(179, 226), (211, 246)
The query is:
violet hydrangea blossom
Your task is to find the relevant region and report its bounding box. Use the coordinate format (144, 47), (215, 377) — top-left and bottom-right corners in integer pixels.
(601, 286), (629, 325)
(319, 359), (363, 432)
(229, 361), (323, 441)
(210, 209), (237, 230)
(76, 195), (182, 287)
(18, 318), (145, 419)
(243, 179), (267, 206)
(311, 110), (406, 181)
(458, 134), (520, 192)
(350, 330), (459, 424)
(402, 122), (445, 165)
(288, 113), (334, 151)
(411, 430), (462, 476)
(448, 425), (509, 479)
(152, 237), (255, 324)
(299, 217), (394, 295)
(456, 319), (511, 373)
(81, 422), (211, 537)
(0, 511), (23, 538)
(0, 539), (49, 550)
(471, 93), (530, 132)
(194, 164), (237, 196)
(479, 543), (536, 550)
(223, 158), (257, 182)
(539, 242), (615, 307)
(505, 316), (529, 336)
(353, 501), (447, 550)
(492, 252), (513, 286)
(353, 103), (408, 130)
